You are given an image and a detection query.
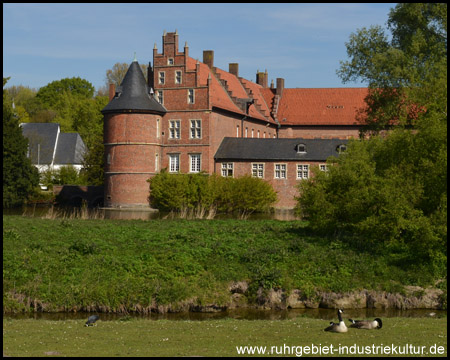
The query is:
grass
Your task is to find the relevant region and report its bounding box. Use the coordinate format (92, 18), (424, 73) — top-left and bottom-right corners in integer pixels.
(3, 215), (446, 313)
(2, 316), (447, 357)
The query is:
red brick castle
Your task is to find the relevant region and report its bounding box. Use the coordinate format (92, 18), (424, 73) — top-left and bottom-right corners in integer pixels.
(102, 31), (368, 209)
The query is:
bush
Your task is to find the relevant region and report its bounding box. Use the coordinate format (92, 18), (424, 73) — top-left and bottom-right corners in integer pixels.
(149, 171), (277, 215)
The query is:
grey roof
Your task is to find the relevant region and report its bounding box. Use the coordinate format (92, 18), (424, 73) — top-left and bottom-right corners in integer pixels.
(21, 123), (59, 165)
(102, 61), (167, 115)
(214, 137), (349, 161)
(20, 123), (86, 166)
(54, 133), (86, 165)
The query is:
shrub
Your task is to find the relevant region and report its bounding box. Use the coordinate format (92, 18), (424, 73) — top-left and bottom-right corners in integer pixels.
(149, 171), (277, 215)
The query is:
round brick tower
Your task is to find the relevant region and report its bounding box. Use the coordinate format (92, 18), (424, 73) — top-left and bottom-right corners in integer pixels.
(102, 59), (166, 208)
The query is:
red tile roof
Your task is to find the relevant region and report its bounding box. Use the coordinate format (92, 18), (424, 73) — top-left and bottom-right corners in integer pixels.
(276, 88), (368, 126)
(187, 57), (368, 127)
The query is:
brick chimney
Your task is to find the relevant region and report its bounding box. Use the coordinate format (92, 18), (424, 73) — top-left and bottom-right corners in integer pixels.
(229, 63), (239, 77)
(256, 69), (268, 88)
(276, 78), (284, 96)
(203, 50), (214, 68)
(109, 83), (115, 101)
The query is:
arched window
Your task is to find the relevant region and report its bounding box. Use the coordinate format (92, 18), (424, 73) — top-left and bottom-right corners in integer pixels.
(297, 144), (306, 153)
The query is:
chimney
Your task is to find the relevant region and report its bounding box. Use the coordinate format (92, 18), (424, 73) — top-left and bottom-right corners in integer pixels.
(108, 83), (115, 101)
(256, 70), (268, 88)
(203, 50), (214, 68)
(276, 78), (284, 96)
(229, 63), (239, 77)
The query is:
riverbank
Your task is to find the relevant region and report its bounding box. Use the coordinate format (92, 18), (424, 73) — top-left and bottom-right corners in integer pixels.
(3, 216), (446, 314)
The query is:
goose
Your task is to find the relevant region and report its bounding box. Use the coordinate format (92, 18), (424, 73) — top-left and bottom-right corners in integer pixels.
(85, 315), (100, 327)
(324, 309), (348, 333)
(348, 317), (382, 330)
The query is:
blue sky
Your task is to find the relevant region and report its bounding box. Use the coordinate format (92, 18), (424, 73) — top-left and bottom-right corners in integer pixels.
(3, 3), (396, 91)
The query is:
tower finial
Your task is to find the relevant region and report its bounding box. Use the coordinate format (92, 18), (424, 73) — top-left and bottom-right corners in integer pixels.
(133, 52), (137, 62)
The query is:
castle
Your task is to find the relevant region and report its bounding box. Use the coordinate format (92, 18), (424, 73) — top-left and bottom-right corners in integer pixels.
(102, 31), (368, 209)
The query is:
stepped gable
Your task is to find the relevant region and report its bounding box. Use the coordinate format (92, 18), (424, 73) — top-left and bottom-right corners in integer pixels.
(102, 60), (166, 114)
(276, 88), (368, 125)
(239, 78), (273, 122)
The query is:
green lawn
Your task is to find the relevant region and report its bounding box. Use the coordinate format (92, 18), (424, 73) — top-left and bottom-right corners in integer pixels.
(3, 317), (447, 357)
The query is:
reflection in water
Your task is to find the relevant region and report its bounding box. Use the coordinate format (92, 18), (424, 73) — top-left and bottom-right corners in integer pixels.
(4, 308), (446, 322)
(5, 205), (301, 221)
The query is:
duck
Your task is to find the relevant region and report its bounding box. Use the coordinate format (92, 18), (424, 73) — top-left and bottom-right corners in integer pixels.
(348, 317), (382, 330)
(324, 309), (348, 333)
(85, 314), (100, 327)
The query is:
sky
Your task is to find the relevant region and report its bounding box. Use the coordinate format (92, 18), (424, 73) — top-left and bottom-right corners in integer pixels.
(3, 3), (396, 92)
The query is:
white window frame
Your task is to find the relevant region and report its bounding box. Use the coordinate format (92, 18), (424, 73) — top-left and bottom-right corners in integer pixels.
(169, 120), (181, 139)
(297, 164), (309, 179)
(156, 118), (160, 138)
(188, 89), (195, 104)
(221, 163), (234, 177)
(169, 154), (180, 173)
(320, 164), (329, 172)
(156, 90), (164, 105)
(190, 119), (201, 139)
(158, 71), (165, 85)
(236, 125), (240, 137)
(155, 153), (159, 172)
(252, 163), (265, 178)
(175, 70), (182, 84)
(167, 58), (174, 66)
(275, 163), (287, 179)
(189, 154), (201, 173)
(297, 144), (306, 153)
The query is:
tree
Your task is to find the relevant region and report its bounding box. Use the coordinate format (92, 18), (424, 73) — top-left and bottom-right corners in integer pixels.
(298, 3), (447, 270)
(105, 62), (148, 87)
(3, 77), (40, 207)
(337, 3), (447, 133)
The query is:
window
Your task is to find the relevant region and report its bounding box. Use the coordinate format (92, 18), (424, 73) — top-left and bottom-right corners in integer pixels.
(236, 125), (240, 137)
(155, 153), (159, 172)
(320, 164), (329, 172)
(175, 70), (182, 84)
(245, 128), (248, 137)
(275, 164), (287, 179)
(297, 164), (309, 179)
(297, 144), (306, 153)
(188, 89), (195, 104)
(337, 144), (347, 153)
(167, 58), (174, 65)
(156, 90), (164, 104)
(251, 129), (254, 138)
(169, 154), (179, 172)
(190, 120), (201, 139)
(156, 118), (160, 138)
(169, 120), (181, 139)
(221, 163), (233, 177)
(257, 130), (260, 138)
(158, 71), (165, 85)
(190, 154), (201, 173)
(252, 163), (264, 178)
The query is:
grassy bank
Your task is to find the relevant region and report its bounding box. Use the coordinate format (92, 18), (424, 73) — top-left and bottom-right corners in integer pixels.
(3, 216), (446, 313)
(3, 317), (447, 357)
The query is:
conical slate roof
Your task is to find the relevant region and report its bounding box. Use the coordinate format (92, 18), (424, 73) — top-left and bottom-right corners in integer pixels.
(102, 60), (166, 114)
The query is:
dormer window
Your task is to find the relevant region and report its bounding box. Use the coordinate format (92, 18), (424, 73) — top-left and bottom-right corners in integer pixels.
(297, 144), (306, 153)
(336, 144), (347, 153)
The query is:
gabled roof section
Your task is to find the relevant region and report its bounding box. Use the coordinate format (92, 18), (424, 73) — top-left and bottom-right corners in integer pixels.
(276, 88), (368, 126)
(102, 61), (167, 115)
(54, 133), (86, 165)
(20, 122), (60, 165)
(214, 137), (349, 161)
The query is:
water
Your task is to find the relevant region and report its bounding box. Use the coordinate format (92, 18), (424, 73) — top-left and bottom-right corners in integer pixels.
(3, 205), (301, 221)
(4, 308), (446, 322)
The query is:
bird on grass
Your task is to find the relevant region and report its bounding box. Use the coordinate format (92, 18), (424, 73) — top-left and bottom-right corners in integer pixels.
(324, 309), (348, 333)
(348, 317), (382, 330)
(85, 315), (100, 327)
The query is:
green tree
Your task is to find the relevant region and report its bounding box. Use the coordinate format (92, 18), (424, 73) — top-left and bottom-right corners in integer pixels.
(298, 3), (447, 270)
(3, 78), (40, 207)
